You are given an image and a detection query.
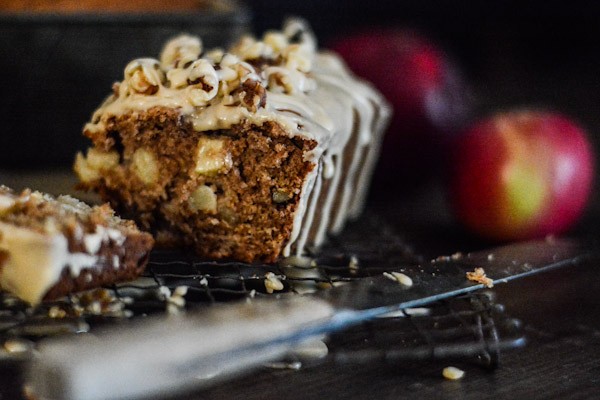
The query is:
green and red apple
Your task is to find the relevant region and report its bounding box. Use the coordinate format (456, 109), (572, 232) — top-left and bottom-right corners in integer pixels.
(449, 110), (595, 241)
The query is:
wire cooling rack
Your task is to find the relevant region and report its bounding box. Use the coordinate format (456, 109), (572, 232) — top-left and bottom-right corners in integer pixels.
(0, 212), (524, 369)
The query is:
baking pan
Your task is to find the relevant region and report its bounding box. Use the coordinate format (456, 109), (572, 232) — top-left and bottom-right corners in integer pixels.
(0, 2), (250, 168)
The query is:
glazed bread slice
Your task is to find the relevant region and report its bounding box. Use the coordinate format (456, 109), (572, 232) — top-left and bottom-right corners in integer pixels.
(0, 186), (154, 305)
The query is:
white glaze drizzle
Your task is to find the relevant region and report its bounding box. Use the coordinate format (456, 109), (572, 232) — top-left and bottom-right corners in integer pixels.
(294, 161), (323, 257)
(314, 153), (343, 246)
(283, 161), (321, 257)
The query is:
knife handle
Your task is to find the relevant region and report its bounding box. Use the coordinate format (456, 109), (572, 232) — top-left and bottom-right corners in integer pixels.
(27, 296), (334, 400)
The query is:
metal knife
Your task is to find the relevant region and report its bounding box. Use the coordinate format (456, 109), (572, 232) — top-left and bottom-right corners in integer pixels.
(27, 238), (595, 400)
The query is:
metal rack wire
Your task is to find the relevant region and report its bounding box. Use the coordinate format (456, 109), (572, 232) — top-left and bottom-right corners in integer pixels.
(0, 212), (524, 368)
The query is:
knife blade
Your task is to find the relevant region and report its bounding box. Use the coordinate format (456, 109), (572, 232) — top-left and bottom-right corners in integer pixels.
(27, 238), (595, 400)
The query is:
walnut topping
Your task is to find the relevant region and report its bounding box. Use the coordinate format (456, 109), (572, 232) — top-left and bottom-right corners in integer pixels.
(194, 137), (232, 175)
(239, 79), (267, 111)
(124, 59), (164, 95)
(263, 32), (288, 53)
(230, 35), (274, 60)
(186, 59), (219, 105)
(131, 148), (159, 185)
(205, 48), (225, 64)
(265, 69), (292, 94)
(188, 185), (217, 213)
(218, 53), (242, 78)
(284, 44), (312, 73)
(0, 194), (16, 215)
(160, 35), (202, 70)
(166, 68), (189, 89)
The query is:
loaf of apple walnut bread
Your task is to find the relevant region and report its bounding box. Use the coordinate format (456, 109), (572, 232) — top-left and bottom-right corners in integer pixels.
(0, 186), (154, 305)
(75, 19), (391, 263)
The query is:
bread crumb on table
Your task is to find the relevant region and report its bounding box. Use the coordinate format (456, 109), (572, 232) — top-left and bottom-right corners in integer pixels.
(443, 366), (465, 380)
(383, 271), (413, 287)
(466, 267), (494, 288)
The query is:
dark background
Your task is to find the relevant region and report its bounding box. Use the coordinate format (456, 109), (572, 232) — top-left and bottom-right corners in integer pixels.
(1, 0), (600, 169)
(251, 0), (600, 128)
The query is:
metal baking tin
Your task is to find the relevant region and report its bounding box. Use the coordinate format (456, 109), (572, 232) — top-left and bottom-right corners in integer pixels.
(0, 4), (250, 167)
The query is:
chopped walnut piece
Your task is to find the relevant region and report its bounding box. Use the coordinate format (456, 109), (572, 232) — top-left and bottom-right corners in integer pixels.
(466, 267), (494, 288)
(160, 34), (202, 70)
(124, 59), (164, 95)
(186, 59), (219, 105)
(264, 272), (284, 294)
(239, 79), (266, 111)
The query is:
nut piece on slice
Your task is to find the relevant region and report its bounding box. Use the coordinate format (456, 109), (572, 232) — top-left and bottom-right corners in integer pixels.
(0, 186), (153, 305)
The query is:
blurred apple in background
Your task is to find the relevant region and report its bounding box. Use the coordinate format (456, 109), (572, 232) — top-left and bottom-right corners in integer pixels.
(329, 28), (472, 191)
(448, 110), (595, 241)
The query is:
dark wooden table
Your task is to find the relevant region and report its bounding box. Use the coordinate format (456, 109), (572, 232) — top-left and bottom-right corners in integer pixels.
(1, 171), (599, 399)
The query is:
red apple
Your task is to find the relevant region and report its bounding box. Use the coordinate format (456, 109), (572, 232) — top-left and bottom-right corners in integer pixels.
(329, 29), (471, 189)
(449, 110), (595, 241)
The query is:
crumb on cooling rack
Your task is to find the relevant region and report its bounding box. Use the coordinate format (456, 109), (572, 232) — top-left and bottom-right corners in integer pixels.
(3, 338), (33, 354)
(46, 289), (133, 318)
(466, 267), (494, 288)
(443, 366), (465, 380)
(159, 285), (188, 314)
(264, 272), (284, 294)
(383, 271), (413, 287)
